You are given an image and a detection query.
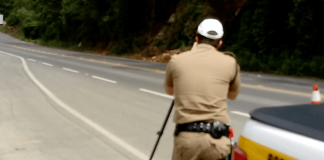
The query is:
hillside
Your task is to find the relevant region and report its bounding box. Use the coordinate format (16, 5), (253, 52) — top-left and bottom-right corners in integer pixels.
(0, 0), (324, 78)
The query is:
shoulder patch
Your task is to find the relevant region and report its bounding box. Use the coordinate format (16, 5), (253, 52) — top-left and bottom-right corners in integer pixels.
(223, 51), (236, 58)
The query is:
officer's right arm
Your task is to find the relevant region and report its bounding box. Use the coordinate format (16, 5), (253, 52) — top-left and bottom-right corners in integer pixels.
(228, 65), (241, 100)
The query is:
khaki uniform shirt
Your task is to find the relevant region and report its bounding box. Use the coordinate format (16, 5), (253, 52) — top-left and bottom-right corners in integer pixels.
(165, 43), (240, 125)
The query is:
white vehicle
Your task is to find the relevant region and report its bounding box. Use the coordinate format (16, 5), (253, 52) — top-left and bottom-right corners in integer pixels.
(232, 104), (324, 160)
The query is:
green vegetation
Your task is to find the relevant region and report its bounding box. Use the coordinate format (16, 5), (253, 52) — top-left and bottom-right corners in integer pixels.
(0, 0), (323, 78)
(226, 0), (324, 77)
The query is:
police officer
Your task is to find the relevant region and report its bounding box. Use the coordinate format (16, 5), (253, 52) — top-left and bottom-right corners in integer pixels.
(164, 18), (241, 160)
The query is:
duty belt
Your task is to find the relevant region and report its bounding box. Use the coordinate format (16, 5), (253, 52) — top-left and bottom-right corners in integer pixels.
(175, 121), (230, 139)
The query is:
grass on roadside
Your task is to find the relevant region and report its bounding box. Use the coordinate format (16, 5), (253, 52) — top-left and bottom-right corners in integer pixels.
(0, 25), (183, 63)
(0, 25), (94, 53)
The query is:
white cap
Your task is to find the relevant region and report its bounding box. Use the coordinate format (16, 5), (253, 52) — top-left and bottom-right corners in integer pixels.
(197, 19), (224, 40)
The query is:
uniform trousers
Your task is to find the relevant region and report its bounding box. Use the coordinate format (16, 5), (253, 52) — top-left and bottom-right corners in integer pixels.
(172, 132), (231, 160)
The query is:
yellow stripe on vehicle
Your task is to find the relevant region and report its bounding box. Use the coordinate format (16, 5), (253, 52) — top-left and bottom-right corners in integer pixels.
(238, 136), (297, 160)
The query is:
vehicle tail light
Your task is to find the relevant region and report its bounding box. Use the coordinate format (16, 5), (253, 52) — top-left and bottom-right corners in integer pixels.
(229, 128), (234, 139)
(232, 146), (247, 160)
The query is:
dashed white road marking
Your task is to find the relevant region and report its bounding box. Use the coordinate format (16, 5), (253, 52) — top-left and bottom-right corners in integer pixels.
(62, 68), (79, 73)
(42, 62), (53, 67)
(139, 89), (251, 117)
(28, 59), (37, 62)
(139, 88), (174, 99)
(0, 50), (148, 160)
(92, 76), (117, 84)
(231, 111), (251, 118)
(2, 42), (323, 99)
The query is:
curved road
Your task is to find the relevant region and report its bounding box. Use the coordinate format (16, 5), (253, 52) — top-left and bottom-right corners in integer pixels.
(0, 32), (323, 160)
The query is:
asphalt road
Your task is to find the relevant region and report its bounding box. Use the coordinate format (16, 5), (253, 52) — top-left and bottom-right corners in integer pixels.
(0, 32), (323, 160)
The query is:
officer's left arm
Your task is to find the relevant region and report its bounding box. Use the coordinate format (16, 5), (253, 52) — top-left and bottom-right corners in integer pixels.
(228, 65), (241, 100)
(224, 52), (241, 100)
(164, 57), (175, 95)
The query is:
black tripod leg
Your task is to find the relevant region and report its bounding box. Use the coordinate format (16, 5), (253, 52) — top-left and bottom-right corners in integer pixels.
(149, 100), (174, 160)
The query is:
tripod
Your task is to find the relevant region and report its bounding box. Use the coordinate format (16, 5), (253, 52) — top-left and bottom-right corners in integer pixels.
(149, 100), (174, 160)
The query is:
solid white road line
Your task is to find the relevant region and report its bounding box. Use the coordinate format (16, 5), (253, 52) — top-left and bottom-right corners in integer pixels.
(139, 88), (174, 99)
(92, 76), (117, 84)
(28, 59), (37, 62)
(231, 111), (251, 118)
(42, 62), (53, 67)
(0, 50), (148, 160)
(62, 68), (79, 73)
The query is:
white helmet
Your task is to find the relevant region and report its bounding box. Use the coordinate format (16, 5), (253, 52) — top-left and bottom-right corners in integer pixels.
(197, 19), (224, 40)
